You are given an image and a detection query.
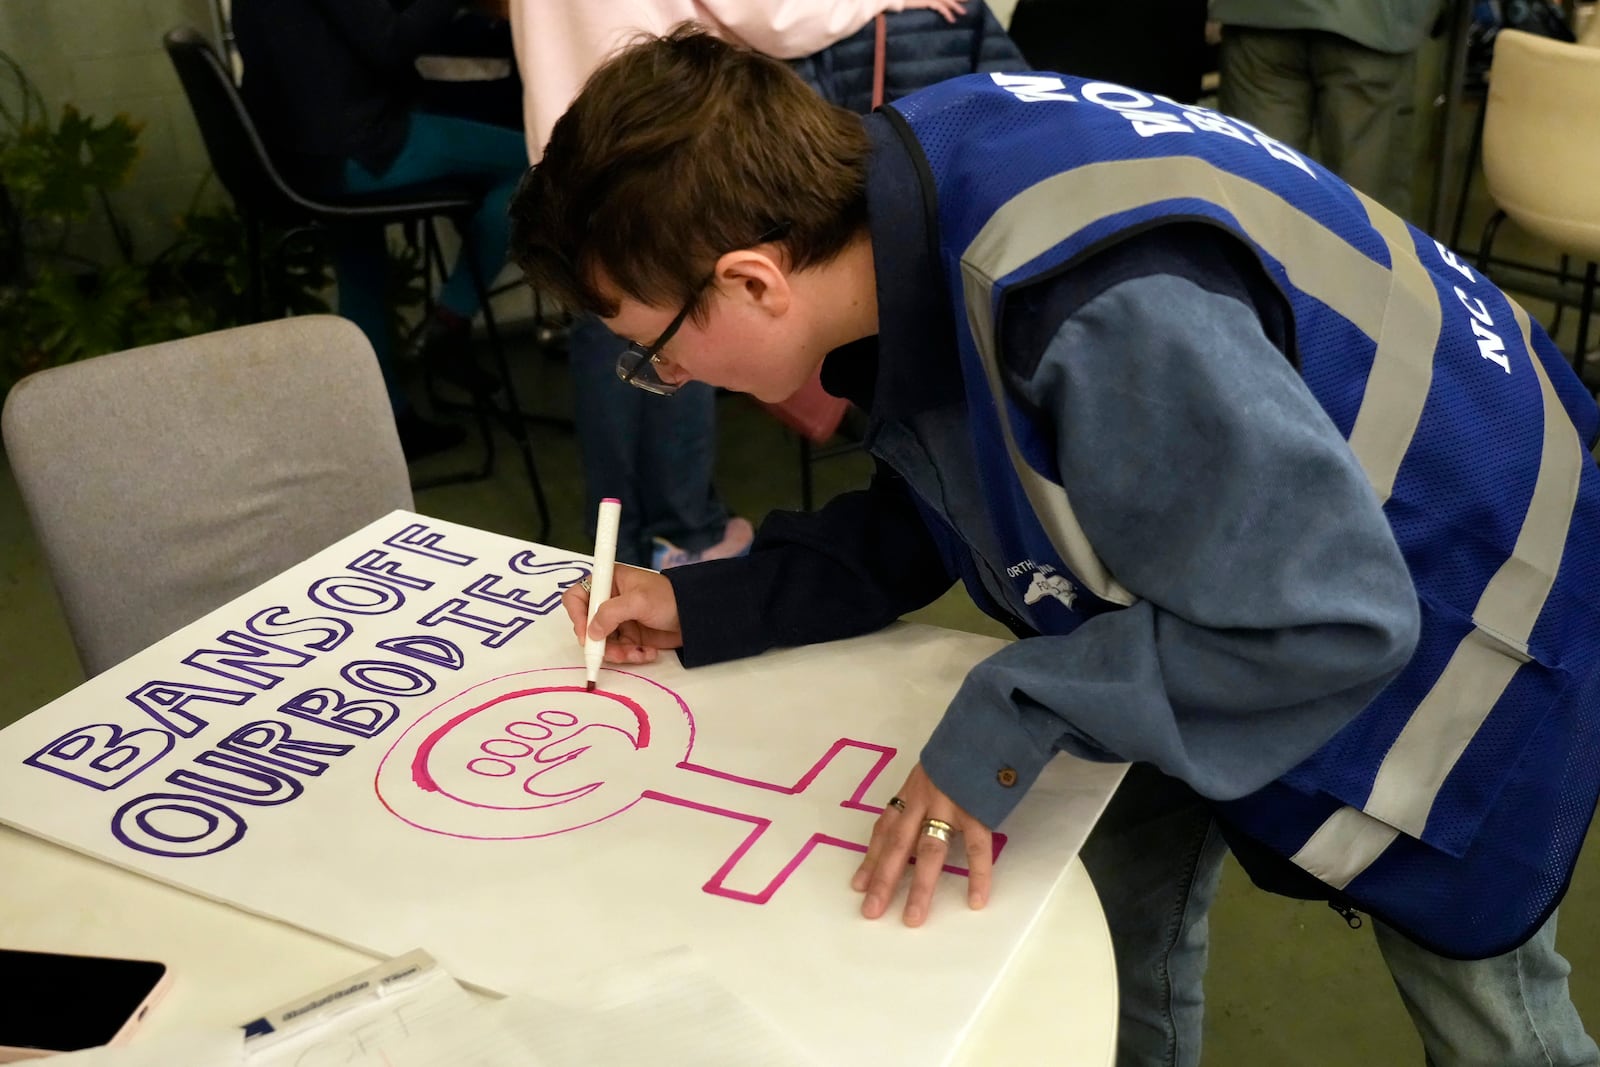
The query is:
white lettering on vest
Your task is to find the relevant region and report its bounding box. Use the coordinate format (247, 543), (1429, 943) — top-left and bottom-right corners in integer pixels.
(1250, 132), (1315, 177)
(1455, 287), (1494, 327)
(1470, 319), (1512, 373)
(989, 72), (1078, 103)
(1081, 82), (1191, 138)
(1435, 241), (1477, 284)
(1454, 286), (1511, 373)
(1174, 106), (1255, 145)
(991, 79), (1320, 175)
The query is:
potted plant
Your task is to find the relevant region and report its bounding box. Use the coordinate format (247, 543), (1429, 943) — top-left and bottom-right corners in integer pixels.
(0, 49), (343, 397)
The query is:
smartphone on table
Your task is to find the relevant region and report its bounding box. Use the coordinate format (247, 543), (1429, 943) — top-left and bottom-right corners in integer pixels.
(0, 948), (170, 1062)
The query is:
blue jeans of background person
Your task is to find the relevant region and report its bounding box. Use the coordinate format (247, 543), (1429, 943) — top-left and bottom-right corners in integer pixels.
(568, 314), (730, 566)
(1081, 763), (1598, 1067)
(333, 111), (526, 411)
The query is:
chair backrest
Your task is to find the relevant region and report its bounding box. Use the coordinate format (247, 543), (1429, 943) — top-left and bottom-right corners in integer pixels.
(207, 0), (244, 81)
(1482, 29), (1600, 260)
(2, 316), (414, 677)
(163, 26), (316, 223)
(1583, 9), (1600, 48)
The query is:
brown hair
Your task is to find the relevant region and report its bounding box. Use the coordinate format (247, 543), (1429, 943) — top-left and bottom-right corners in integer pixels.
(509, 23), (871, 320)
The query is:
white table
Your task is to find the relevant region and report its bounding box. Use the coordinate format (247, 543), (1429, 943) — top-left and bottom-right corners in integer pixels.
(0, 512), (1121, 1064)
(0, 826), (1116, 1065)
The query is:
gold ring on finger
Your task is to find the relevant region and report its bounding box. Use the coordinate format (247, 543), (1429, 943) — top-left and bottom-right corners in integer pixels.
(577, 576), (592, 593)
(922, 818), (954, 843)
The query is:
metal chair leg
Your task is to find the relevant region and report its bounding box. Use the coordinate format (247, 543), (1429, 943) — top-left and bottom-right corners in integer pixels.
(463, 231), (552, 542)
(1448, 96), (1488, 253)
(428, 218), (494, 480)
(1576, 261), (1597, 376)
(245, 214), (264, 322)
(1476, 210), (1507, 272)
(410, 220), (500, 496)
(1550, 254), (1571, 341)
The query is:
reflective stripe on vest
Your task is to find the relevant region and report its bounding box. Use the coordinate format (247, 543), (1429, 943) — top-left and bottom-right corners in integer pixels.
(1293, 300), (1585, 887)
(957, 153), (1584, 881)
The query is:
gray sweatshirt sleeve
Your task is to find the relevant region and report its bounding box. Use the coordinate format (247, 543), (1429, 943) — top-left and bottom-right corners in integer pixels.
(919, 273), (1421, 828)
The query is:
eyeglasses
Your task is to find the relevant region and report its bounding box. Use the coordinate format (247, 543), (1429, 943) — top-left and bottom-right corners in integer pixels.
(615, 292), (700, 396)
(614, 222), (791, 396)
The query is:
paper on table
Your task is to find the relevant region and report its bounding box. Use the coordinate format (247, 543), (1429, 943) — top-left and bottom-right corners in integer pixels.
(290, 947), (815, 1067)
(239, 945), (812, 1067)
(46, 1029), (243, 1065)
(244, 950), (474, 1066)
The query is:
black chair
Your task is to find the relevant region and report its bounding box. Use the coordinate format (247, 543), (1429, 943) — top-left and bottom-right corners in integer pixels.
(162, 25), (552, 539)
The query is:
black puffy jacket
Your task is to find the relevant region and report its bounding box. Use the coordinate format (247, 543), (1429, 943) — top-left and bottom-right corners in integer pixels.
(788, 3), (1027, 114)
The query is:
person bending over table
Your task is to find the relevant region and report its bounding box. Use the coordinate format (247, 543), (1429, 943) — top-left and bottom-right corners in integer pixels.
(511, 26), (1600, 1067)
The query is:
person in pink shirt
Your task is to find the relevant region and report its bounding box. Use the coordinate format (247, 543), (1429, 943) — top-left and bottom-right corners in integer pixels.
(508, 1), (964, 569)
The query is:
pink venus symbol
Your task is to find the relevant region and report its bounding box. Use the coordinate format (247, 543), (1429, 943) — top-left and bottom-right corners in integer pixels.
(373, 667), (1004, 902)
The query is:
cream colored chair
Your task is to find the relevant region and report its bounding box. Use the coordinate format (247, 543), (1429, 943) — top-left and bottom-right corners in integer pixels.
(1478, 28), (1600, 374)
(1581, 7), (1600, 47)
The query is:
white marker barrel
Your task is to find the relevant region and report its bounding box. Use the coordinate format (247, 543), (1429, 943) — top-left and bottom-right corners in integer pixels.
(584, 497), (622, 686)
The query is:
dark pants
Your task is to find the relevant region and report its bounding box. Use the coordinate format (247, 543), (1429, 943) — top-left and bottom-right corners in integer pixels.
(332, 111), (526, 411)
(1217, 27), (1418, 220)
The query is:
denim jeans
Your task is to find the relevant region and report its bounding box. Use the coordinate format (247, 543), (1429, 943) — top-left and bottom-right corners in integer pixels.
(1080, 763), (1598, 1067)
(333, 110), (526, 411)
(567, 314), (730, 565)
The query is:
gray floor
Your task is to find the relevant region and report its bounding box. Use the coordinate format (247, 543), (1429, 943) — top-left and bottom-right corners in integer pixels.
(4, 159), (1600, 1067)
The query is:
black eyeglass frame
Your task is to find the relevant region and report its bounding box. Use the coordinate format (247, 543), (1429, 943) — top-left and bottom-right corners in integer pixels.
(614, 293), (701, 396)
(613, 222), (792, 396)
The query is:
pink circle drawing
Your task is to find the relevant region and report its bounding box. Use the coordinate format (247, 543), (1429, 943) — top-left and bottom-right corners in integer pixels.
(374, 667), (694, 839)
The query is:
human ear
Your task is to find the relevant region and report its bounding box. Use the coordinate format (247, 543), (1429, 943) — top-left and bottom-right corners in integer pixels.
(714, 250), (790, 317)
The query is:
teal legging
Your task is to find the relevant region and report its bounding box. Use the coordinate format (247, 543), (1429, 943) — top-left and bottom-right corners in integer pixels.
(333, 110), (527, 411)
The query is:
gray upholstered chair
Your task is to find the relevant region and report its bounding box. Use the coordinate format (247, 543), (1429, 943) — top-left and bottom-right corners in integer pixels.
(2, 315), (414, 676)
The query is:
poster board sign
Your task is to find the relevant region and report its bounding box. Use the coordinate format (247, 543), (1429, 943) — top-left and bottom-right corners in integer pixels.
(0, 512), (1124, 1064)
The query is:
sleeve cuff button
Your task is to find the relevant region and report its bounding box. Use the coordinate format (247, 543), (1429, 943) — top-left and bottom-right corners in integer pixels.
(996, 767), (1018, 787)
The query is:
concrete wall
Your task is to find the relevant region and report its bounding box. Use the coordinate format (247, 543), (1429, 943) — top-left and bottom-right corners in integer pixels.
(0, 0), (218, 262)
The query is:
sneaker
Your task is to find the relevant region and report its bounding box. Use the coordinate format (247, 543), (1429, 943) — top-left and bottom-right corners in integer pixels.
(651, 517), (755, 570)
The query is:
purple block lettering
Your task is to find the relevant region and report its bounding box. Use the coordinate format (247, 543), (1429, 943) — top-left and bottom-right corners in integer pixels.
(25, 723), (174, 791)
(166, 750), (304, 806)
(245, 606), (354, 653)
(463, 572), (580, 617)
(385, 523), (475, 566)
(218, 720), (353, 776)
(340, 659), (436, 698)
(506, 551), (591, 586)
(375, 635), (465, 671)
(127, 680), (252, 737)
(306, 575), (405, 616)
(278, 688), (398, 738)
(347, 549), (435, 591)
(182, 631), (314, 689)
(416, 598), (531, 648)
(112, 792), (246, 858)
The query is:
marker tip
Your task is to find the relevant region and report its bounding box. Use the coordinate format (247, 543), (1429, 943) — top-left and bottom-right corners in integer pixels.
(585, 681), (596, 692)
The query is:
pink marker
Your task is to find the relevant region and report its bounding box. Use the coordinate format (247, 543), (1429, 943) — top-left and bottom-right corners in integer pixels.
(584, 498), (622, 691)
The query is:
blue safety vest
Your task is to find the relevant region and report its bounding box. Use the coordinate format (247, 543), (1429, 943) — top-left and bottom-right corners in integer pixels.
(888, 73), (1600, 959)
